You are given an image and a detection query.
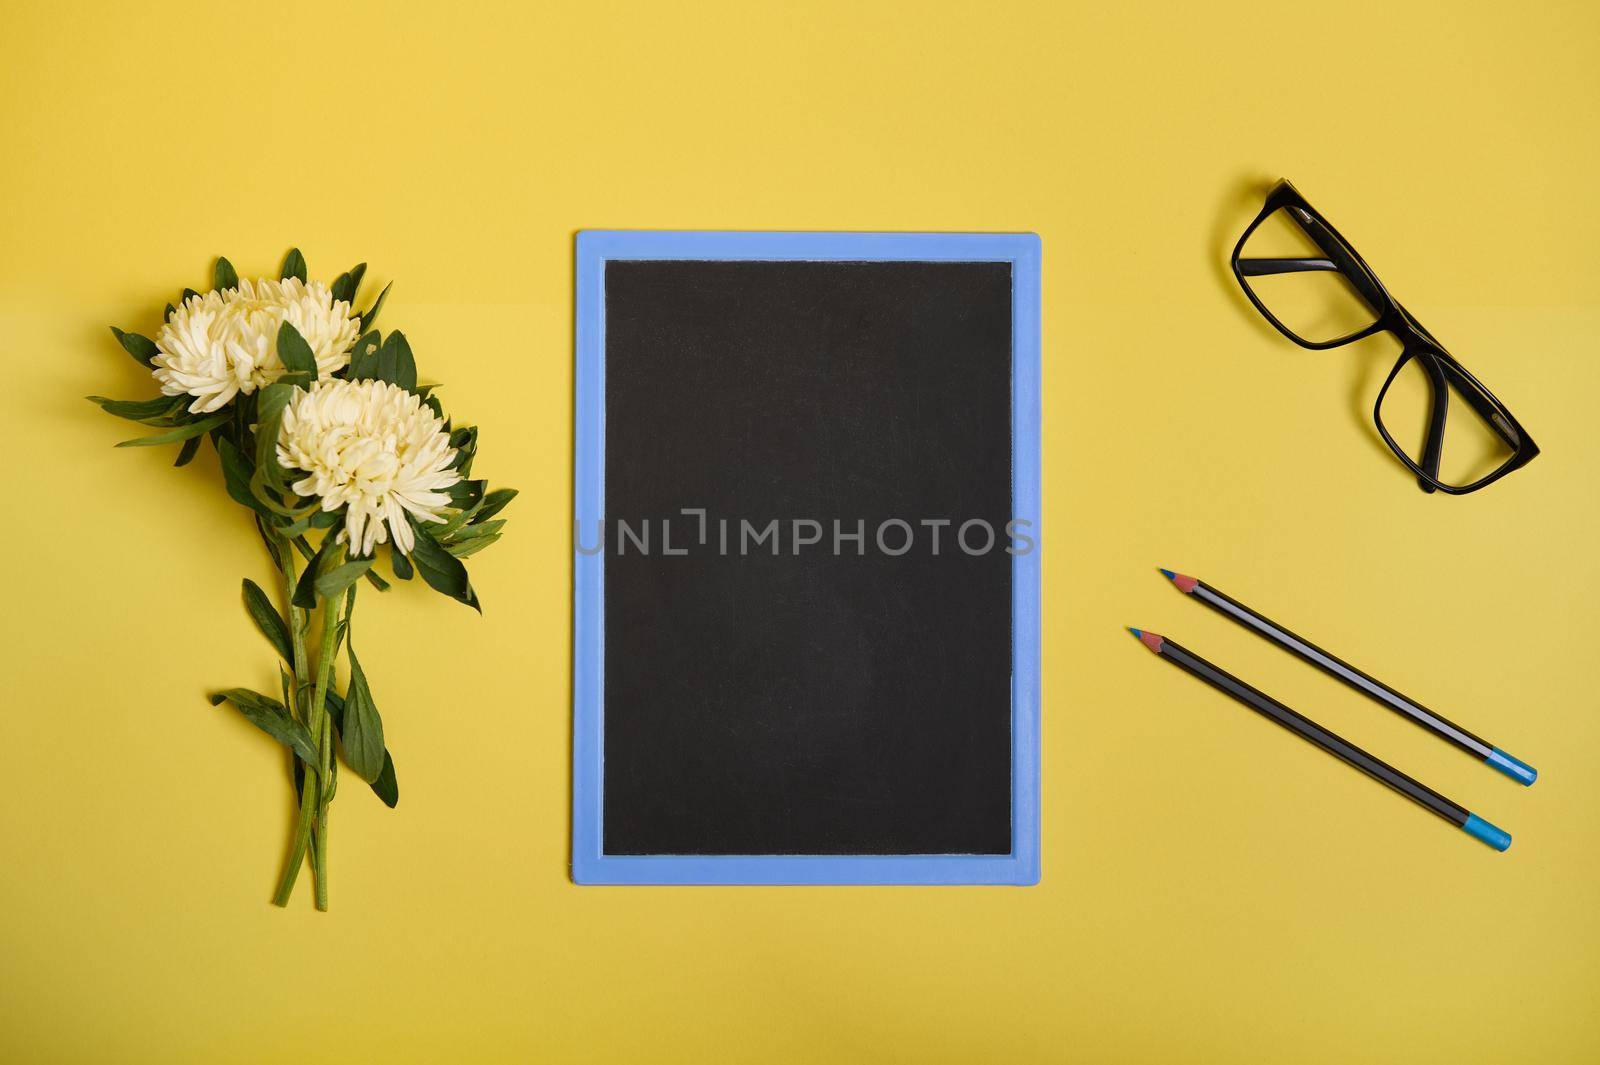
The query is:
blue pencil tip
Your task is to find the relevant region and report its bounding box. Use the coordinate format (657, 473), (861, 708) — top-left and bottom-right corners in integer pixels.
(1158, 569), (1176, 580)
(1127, 627), (1143, 639)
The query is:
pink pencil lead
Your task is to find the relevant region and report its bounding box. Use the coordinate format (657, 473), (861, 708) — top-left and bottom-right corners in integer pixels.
(1129, 629), (1165, 653)
(1159, 569), (1198, 594)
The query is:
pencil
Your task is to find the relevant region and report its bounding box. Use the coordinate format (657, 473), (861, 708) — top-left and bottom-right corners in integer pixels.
(1160, 569), (1537, 787)
(1128, 628), (1511, 851)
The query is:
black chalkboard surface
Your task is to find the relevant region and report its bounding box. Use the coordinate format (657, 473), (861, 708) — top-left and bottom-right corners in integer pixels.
(573, 232), (1040, 885)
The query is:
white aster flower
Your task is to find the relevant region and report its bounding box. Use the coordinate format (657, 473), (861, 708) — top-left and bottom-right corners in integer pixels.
(152, 277), (360, 413)
(277, 379), (460, 557)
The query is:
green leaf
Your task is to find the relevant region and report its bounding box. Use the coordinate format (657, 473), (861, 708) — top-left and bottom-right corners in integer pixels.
(432, 499), (482, 540)
(181, 287), (199, 303)
(330, 262), (366, 305)
(475, 488), (518, 523)
(445, 534), (501, 559)
(307, 537), (388, 594)
(407, 518), (480, 612)
(347, 331), (382, 380)
(281, 247), (307, 283)
(325, 690), (398, 807)
(314, 558), (373, 599)
(244, 383), (311, 519)
(389, 548), (413, 581)
(248, 462), (318, 520)
(213, 256), (238, 291)
(209, 689), (318, 766)
(448, 425), (478, 475)
(448, 519), (506, 543)
(445, 479), (485, 508)
(217, 436), (274, 517)
(110, 327), (158, 367)
(371, 331), (417, 391)
(293, 535), (341, 609)
(434, 501), (505, 543)
(255, 380), (294, 425)
(359, 281), (391, 331)
(86, 394), (185, 424)
(277, 507), (339, 538)
(276, 321), (316, 376)
(252, 381), (294, 489)
(115, 411), (230, 448)
(340, 647), (385, 783)
(173, 435), (203, 467)
(370, 751), (399, 807)
(255, 516), (284, 572)
(164, 302), (177, 321)
(242, 578), (293, 664)
(443, 520), (505, 558)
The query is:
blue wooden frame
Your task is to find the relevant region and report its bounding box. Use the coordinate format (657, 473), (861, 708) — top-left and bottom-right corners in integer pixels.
(573, 231), (1042, 885)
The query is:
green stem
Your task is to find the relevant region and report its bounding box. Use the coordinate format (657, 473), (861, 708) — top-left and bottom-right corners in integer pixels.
(273, 768), (318, 906)
(271, 537), (309, 908)
(282, 538), (310, 699)
(314, 710), (332, 911)
(272, 586), (342, 908)
(309, 593), (342, 911)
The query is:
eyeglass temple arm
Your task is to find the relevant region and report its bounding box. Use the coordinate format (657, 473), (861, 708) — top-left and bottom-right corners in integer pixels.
(1236, 257), (1339, 276)
(1415, 354), (1448, 494)
(1235, 209), (1390, 312)
(1407, 349), (1529, 492)
(1290, 209), (1391, 312)
(1399, 302), (1525, 449)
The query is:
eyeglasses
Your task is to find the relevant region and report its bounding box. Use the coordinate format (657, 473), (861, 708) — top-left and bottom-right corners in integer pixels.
(1230, 179), (1539, 495)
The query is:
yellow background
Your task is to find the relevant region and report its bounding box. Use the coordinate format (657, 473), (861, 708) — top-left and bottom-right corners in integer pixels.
(2, 1), (1597, 1061)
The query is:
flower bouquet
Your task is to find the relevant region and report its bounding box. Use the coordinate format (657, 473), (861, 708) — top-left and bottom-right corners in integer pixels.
(91, 250), (514, 909)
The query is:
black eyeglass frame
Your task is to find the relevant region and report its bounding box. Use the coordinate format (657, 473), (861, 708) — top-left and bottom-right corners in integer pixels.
(1230, 179), (1539, 495)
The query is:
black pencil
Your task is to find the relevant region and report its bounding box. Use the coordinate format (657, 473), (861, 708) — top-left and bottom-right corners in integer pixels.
(1160, 569), (1537, 787)
(1128, 628), (1511, 851)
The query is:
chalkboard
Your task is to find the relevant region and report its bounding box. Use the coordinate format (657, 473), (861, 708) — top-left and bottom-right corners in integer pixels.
(573, 232), (1040, 885)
